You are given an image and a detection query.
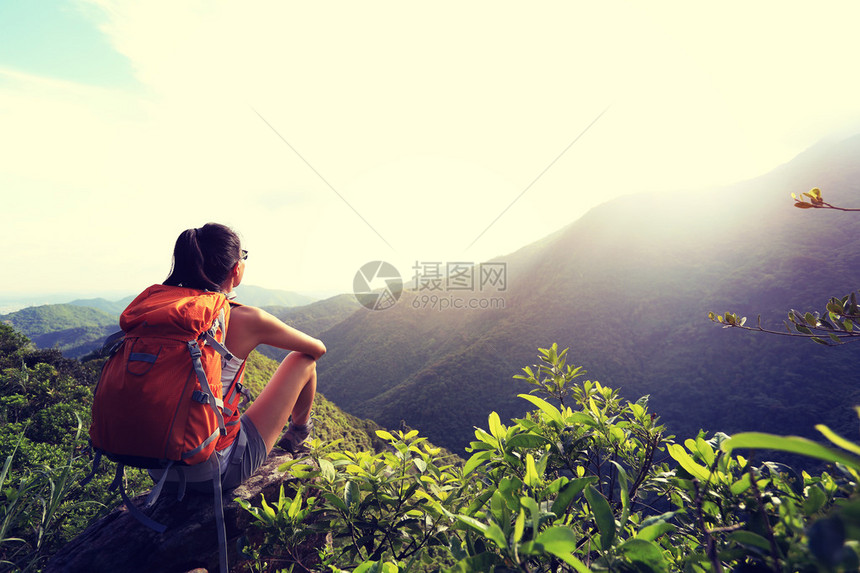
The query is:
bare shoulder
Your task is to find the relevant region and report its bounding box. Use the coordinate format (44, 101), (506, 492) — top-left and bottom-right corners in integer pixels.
(229, 303), (263, 321)
(229, 304), (290, 337)
(229, 304), (279, 324)
(227, 302), (325, 358)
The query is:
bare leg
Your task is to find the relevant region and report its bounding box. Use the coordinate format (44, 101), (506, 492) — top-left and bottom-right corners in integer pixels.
(245, 352), (317, 453)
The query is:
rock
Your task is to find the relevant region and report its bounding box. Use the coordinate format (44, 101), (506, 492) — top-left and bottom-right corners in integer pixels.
(44, 449), (324, 573)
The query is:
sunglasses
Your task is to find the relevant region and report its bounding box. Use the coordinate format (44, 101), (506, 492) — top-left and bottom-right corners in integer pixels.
(240, 249), (249, 261)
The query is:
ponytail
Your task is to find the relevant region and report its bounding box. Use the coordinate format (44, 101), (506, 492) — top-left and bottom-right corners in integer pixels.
(164, 223), (242, 291)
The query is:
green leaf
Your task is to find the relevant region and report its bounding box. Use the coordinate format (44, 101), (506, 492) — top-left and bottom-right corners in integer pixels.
(488, 411), (505, 440)
(667, 443), (711, 481)
(287, 463), (318, 479)
(535, 526), (592, 571)
(447, 552), (502, 572)
(803, 485), (827, 515)
(520, 495), (541, 539)
(473, 427), (496, 446)
(551, 477), (595, 516)
(375, 430), (395, 441)
(354, 561), (399, 573)
(505, 433), (550, 451)
(484, 521), (509, 549)
(462, 450), (493, 477)
(636, 521), (675, 541)
(640, 511), (679, 529)
(584, 485), (615, 549)
(695, 437), (715, 466)
(277, 457), (305, 472)
(608, 460), (630, 531)
(344, 480), (360, 509)
(260, 495), (276, 523)
(564, 412), (599, 427)
(0, 450), (16, 492)
(730, 473), (751, 494)
(721, 432), (860, 472)
(729, 530), (771, 552)
(618, 538), (668, 572)
(498, 476), (523, 510)
(318, 457), (336, 482)
(518, 393), (564, 426)
(490, 490), (509, 526)
(513, 509), (525, 544)
(465, 488), (496, 517)
(524, 454), (541, 489)
(541, 477), (568, 499)
(456, 514), (488, 535)
(535, 525), (577, 552)
(353, 561), (379, 573)
(322, 492), (348, 512)
(816, 424), (860, 456)
(287, 491), (303, 520)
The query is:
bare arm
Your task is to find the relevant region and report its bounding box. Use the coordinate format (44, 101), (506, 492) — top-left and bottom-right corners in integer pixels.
(225, 304), (326, 360)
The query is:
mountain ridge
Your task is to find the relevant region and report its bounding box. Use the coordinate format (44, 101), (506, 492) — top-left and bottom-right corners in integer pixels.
(315, 133), (860, 452)
(1, 285), (332, 358)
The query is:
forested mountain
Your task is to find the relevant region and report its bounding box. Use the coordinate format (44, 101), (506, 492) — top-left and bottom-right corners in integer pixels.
(233, 284), (316, 307)
(0, 304), (119, 358)
(255, 294), (362, 362)
(4, 136), (860, 570)
(0, 323), (398, 569)
(68, 296), (135, 315)
(315, 133), (860, 453)
(2, 286), (325, 359)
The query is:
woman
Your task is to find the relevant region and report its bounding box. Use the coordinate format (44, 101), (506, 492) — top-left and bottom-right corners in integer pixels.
(160, 222), (326, 489)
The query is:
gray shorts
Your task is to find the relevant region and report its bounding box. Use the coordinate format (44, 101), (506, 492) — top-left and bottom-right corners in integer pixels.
(149, 416), (268, 493)
(220, 416), (268, 490)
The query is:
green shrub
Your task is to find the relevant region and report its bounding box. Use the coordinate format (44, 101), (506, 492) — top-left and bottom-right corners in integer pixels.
(240, 345), (860, 572)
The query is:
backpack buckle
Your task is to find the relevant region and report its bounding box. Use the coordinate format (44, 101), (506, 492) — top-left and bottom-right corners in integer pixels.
(187, 340), (202, 359)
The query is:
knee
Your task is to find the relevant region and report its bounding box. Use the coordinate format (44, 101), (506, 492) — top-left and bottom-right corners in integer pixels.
(283, 351), (317, 373)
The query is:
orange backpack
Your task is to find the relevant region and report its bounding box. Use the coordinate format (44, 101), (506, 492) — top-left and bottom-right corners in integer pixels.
(84, 284), (236, 572)
(90, 284), (233, 465)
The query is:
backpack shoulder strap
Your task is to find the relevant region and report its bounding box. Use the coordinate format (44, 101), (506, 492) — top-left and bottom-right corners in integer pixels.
(108, 463), (167, 533)
(100, 330), (126, 357)
(187, 340), (227, 440)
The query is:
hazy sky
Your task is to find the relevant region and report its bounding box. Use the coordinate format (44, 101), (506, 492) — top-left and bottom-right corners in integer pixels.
(3, 1), (860, 302)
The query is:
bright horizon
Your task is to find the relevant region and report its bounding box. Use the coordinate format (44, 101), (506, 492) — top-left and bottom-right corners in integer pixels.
(4, 1), (860, 306)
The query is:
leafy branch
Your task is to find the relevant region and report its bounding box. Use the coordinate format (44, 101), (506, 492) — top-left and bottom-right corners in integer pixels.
(711, 187), (860, 344)
(708, 292), (860, 345)
(792, 186), (860, 211)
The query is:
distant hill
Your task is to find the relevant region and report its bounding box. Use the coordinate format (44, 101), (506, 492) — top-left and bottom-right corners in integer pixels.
(315, 133), (860, 453)
(256, 294), (362, 362)
(233, 285), (316, 307)
(0, 304), (119, 358)
(63, 285), (312, 312)
(68, 296), (134, 315)
(4, 285), (322, 359)
(240, 349), (390, 453)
